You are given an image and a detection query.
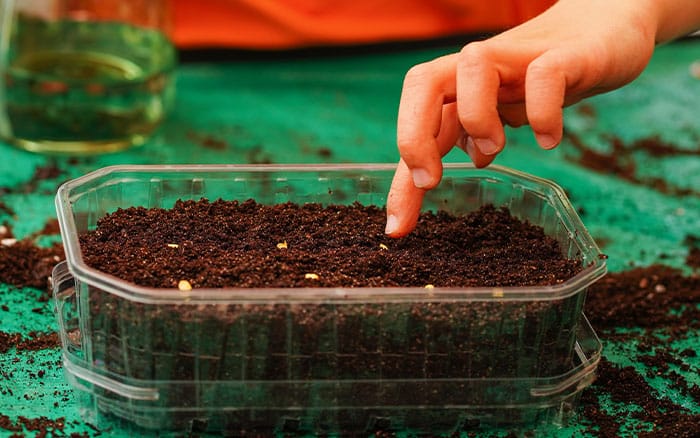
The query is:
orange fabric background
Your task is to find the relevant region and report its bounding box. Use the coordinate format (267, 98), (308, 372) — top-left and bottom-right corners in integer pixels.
(171, 0), (555, 49)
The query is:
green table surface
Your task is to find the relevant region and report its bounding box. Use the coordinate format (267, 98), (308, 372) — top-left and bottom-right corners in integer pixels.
(0, 39), (698, 437)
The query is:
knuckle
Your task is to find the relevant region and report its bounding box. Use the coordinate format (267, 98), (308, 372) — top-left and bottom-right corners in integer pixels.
(396, 135), (432, 163)
(526, 103), (554, 129)
(396, 135), (417, 154)
(527, 114), (548, 130)
(526, 56), (552, 77)
(459, 41), (489, 66)
(457, 108), (492, 136)
(580, 43), (609, 85)
(457, 111), (478, 130)
(402, 62), (434, 88)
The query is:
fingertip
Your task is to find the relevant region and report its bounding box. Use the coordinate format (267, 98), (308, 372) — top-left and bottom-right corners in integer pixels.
(534, 132), (560, 150)
(459, 135), (498, 168)
(472, 154), (496, 168)
(384, 213), (415, 238)
(473, 138), (502, 156)
(385, 200), (421, 238)
(386, 160), (426, 238)
(384, 214), (400, 235)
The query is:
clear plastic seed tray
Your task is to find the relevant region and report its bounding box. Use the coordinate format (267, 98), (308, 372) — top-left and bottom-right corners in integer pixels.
(53, 164), (606, 435)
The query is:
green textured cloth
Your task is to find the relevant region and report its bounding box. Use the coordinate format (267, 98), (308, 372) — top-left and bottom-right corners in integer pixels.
(0, 40), (698, 437)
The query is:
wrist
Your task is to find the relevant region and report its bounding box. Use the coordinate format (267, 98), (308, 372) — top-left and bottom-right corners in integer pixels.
(650, 0), (700, 43)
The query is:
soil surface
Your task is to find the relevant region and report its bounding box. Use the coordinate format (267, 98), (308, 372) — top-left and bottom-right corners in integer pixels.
(79, 200), (583, 289)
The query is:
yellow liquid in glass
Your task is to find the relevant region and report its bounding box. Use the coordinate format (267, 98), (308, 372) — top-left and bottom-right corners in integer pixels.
(2, 17), (176, 154)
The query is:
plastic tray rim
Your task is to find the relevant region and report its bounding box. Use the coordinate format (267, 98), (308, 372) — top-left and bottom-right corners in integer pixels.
(54, 163), (607, 305)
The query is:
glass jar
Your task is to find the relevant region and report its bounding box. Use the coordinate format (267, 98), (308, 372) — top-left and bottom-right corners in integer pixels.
(0, 0), (176, 154)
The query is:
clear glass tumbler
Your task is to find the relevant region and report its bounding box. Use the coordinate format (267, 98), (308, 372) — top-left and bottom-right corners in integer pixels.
(0, 0), (176, 154)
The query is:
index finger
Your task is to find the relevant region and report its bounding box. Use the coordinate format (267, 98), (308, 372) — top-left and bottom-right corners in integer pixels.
(385, 159), (425, 238)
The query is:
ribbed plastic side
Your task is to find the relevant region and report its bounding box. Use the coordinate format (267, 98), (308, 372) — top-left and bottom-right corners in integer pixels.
(53, 164), (606, 434)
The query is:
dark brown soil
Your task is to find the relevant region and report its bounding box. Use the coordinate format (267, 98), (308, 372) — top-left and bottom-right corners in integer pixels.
(0, 239), (64, 291)
(28, 218), (61, 240)
(684, 235), (700, 270)
(79, 199), (583, 289)
(585, 265), (700, 330)
(564, 132), (700, 197)
(186, 131), (228, 151)
(0, 414), (66, 436)
(2, 206), (699, 435)
(688, 247), (700, 270)
(0, 331), (60, 353)
(0, 216), (65, 294)
(0, 332), (21, 354)
(0, 162), (65, 196)
(581, 357), (699, 437)
(0, 201), (14, 217)
(70, 200), (590, 433)
(582, 265), (700, 436)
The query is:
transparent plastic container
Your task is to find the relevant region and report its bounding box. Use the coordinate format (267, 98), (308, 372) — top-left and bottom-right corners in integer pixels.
(53, 164), (606, 435)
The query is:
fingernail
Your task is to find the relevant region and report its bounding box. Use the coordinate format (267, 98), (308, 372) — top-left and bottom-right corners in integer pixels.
(385, 214), (399, 235)
(411, 168), (432, 188)
(473, 138), (500, 155)
(535, 133), (558, 150)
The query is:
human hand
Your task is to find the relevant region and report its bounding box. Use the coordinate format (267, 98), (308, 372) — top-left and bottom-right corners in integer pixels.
(385, 0), (666, 237)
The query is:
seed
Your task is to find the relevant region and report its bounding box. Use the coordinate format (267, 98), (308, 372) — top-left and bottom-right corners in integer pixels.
(305, 273), (319, 280)
(1, 238), (17, 247)
(277, 241), (288, 249)
(654, 284), (666, 293)
(167, 243), (179, 248)
(379, 243), (389, 251)
(178, 280), (192, 291)
(424, 284), (434, 289)
(492, 288), (504, 298)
